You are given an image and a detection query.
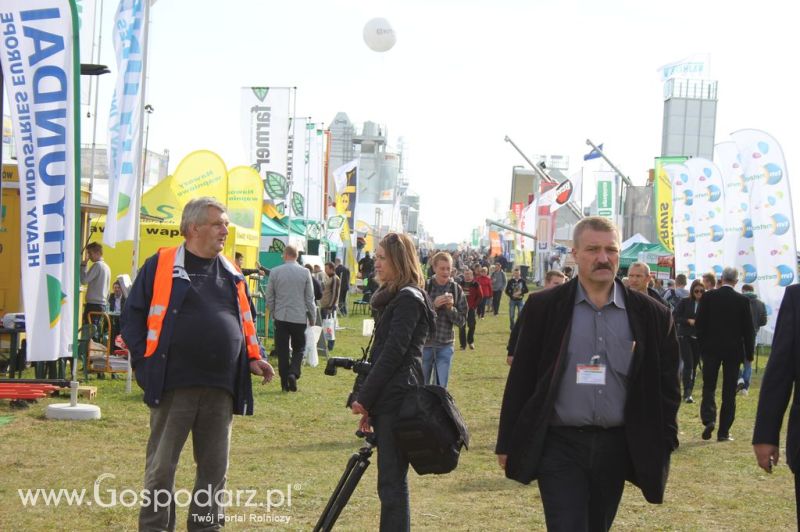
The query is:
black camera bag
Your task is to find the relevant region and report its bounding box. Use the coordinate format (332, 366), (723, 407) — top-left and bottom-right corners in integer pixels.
(393, 383), (470, 475)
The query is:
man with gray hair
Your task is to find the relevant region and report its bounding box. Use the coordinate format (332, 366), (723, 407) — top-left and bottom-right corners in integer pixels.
(695, 266), (755, 441)
(497, 216), (680, 530)
(122, 197), (275, 529)
(266, 245), (317, 392)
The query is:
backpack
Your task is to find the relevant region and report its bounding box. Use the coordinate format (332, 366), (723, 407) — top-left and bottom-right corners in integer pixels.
(392, 383), (470, 475)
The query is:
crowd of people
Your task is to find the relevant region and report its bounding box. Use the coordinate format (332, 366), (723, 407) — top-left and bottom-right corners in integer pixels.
(112, 197), (800, 530)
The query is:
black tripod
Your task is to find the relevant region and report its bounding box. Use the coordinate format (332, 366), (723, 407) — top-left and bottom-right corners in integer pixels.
(314, 431), (377, 532)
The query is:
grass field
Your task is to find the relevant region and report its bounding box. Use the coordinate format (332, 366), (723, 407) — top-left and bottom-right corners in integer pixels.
(0, 303), (795, 531)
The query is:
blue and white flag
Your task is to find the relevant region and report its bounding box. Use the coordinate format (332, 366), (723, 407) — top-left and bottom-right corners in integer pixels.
(731, 129), (796, 333)
(0, 0), (80, 361)
(105, 0), (148, 247)
(583, 143), (603, 161)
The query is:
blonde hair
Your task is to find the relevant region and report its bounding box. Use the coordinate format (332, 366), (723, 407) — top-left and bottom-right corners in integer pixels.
(379, 233), (424, 292)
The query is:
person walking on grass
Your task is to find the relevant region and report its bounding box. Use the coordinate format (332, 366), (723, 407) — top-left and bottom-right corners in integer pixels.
(497, 216), (680, 531)
(458, 269), (482, 350)
(476, 266), (493, 319)
(122, 197), (274, 530)
(423, 252), (467, 387)
(505, 268), (528, 331)
(491, 263), (507, 316)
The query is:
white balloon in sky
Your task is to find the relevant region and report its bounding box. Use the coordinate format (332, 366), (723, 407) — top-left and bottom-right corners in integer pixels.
(363, 17), (396, 52)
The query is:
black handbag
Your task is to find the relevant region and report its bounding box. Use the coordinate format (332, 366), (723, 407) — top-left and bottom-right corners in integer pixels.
(392, 378), (470, 475)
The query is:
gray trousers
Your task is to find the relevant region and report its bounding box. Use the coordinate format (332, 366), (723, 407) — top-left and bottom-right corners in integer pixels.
(139, 387), (233, 532)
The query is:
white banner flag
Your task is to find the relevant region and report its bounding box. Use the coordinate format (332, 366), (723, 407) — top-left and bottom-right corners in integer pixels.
(684, 158), (726, 282)
(307, 124), (325, 222)
(0, 1), (80, 361)
(76, 0), (96, 105)
(520, 203), (537, 250)
(333, 159), (358, 194)
(105, 0), (148, 247)
(666, 163), (694, 279)
(288, 117), (307, 218)
(241, 87), (291, 204)
(732, 129), (796, 333)
(715, 141), (756, 284)
(537, 171), (582, 213)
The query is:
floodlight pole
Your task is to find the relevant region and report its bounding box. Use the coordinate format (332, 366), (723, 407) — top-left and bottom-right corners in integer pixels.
(503, 135), (583, 220)
(585, 138), (633, 187)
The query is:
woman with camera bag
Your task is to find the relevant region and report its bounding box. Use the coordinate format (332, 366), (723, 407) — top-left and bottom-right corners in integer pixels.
(350, 232), (436, 531)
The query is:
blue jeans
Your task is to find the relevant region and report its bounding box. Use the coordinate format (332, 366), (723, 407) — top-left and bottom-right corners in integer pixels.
(422, 345), (455, 387)
(509, 299), (524, 330)
(373, 413), (411, 531)
(739, 360), (752, 390)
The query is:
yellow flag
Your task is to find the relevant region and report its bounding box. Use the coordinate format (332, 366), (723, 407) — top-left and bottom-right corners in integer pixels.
(227, 166), (264, 234)
(170, 150), (228, 206)
(141, 175), (181, 223)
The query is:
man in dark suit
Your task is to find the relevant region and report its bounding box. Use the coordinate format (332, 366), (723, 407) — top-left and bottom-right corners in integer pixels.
(753, 284), (800, 528)
(496, 217), (680, 531)
(695, 266), (755, 441)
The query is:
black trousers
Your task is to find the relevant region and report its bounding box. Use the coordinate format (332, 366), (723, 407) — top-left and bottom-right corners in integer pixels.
(678, 335), (700, 399)
(458, 309), (477, 348)
(492, 290), (503, 315)
(700, 352), (740, 437)
(537, 427), (630, 532)
(373, 413), (411, 531)
(274, 320), (306, 389)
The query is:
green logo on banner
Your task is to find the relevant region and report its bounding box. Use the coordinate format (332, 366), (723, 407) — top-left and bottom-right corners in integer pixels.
(292, 192), (305, 217)
(47, 275), (66, 328)
(252, 87), (269, 102)
(117, 192), (131, 220)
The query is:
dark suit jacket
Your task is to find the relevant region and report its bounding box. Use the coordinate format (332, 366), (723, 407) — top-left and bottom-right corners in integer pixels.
(695, 285), (755, 361)
(496, 278), (681, 504)
(673, 296), (699, 337)
(753, 284), (800, 472)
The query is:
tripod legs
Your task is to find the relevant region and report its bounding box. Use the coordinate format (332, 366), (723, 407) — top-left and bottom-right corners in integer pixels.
(314, 444), (374, 532)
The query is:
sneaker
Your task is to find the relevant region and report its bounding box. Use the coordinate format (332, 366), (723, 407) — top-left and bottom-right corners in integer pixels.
(468, 344), (475, 350)
(684, 396), (694, 404)
(460, 346), (466, 351)
(737, 388), (749, 396)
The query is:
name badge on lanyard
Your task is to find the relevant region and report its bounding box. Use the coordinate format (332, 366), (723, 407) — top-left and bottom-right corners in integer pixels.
(577, 355), (606, 385)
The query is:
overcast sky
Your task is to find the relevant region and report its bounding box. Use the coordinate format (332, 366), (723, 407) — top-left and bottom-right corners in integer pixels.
(83, 0), (800, 243)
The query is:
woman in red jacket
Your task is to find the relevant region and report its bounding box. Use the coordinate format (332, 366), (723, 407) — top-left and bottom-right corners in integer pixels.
(458, 269), (483, 349)
(475, 266), (493, 319)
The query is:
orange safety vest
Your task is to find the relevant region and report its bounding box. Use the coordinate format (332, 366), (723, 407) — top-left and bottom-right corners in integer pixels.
(143, 246), (261, 362)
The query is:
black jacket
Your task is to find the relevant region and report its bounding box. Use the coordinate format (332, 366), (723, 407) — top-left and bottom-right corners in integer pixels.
(753, 284), (800, 471)
(695, 285), (755, 361)
(496, 278), (680, 504)
(673, 296), (699, 337)
(356, 286), (436, 415)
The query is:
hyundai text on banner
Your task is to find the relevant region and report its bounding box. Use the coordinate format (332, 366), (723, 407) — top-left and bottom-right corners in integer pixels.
(0, 0), (80, 361)
(105, 0), (147, 247)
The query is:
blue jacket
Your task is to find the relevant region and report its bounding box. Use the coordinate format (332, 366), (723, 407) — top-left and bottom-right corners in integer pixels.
(121, 245), (260, 415)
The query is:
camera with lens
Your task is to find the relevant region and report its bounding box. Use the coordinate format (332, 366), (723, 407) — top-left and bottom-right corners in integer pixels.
(325, 357), (372, 408)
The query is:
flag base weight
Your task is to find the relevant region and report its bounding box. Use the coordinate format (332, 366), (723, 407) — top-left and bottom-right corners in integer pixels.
(45, 381), (101, 420)
(45, 402), (101, 420)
